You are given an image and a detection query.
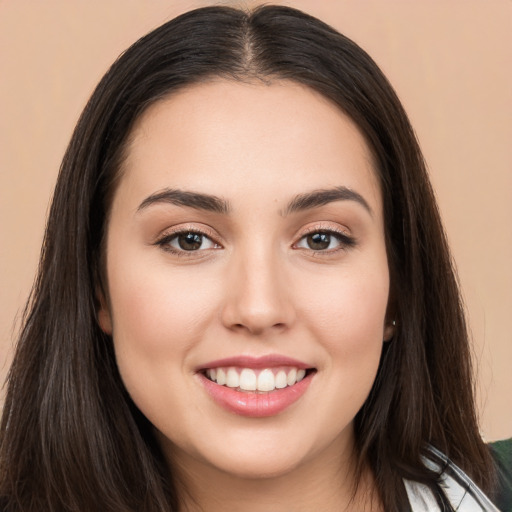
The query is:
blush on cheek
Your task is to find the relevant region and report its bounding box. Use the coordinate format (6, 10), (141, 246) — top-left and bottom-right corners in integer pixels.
(109, 268), (220, 357)
(305, 280), (388, 347)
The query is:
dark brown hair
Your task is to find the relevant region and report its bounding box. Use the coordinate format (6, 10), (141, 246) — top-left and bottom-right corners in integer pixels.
(0, 5), (495, 511)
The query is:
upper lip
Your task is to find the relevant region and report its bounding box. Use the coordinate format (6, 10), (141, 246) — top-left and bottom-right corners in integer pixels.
(197, 355), (312, 371)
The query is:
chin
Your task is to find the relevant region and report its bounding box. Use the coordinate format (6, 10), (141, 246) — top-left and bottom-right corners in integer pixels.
(208, 450), (306, 481)
(160, 425), (315, 482)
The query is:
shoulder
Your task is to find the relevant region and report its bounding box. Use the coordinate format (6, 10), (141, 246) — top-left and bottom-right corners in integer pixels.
(489, 438), (512, 512)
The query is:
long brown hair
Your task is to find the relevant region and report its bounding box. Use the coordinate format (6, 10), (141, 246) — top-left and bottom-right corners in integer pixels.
(0, 5), (495, 511)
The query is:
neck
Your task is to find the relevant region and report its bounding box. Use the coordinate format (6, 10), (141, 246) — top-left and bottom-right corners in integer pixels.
(167, 436), (382, 512)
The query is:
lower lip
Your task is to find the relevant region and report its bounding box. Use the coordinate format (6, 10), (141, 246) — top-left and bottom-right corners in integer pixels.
(199, 372), (314, 417)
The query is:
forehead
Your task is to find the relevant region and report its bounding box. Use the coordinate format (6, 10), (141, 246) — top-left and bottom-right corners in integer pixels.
(116, 79), (382, 215)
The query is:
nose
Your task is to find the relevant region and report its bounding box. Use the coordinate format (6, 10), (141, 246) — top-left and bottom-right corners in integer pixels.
(220, 248), (296, 336)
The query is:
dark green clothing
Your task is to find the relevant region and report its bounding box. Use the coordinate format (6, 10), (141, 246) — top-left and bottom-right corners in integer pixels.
(490, 438), (512, 511)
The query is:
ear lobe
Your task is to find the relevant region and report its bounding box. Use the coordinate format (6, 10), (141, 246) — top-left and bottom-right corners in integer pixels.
(383, 320), (396, 342)
(96, 288), (113, 335)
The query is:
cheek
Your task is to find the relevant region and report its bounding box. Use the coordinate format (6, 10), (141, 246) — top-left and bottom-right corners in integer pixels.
(106, 257), (222, 402)
(109, 260), (218, 345)
(296, 260), (389, 373)
(279, 261), (389, 447)
(302, 265), (389, 328)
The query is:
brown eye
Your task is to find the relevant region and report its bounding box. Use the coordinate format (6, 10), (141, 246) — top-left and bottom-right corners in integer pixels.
(306, 232), (331, 250)
(295, 230), (355, 252)
(177, 232), (204, 251)
(158, 231), (219, 253)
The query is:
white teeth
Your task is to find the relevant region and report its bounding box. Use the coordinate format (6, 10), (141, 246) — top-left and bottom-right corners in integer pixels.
(275, 370), (287, 389)
(206, 366), (310, 392)
(226, 368), (239, 388)
(257, 369), (275, 392)
(216, 368), (226, 385)
(286, 368), (297, 386)
(239, 368), (257, 391)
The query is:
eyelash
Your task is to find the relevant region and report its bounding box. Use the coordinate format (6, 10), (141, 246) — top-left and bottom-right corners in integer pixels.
(294, 227), (356, 254)
(154, 226), (356, 256)
(155, 228), (221, 256)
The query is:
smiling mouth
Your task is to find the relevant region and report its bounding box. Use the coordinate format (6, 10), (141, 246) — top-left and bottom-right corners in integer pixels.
(202, 366), (316, 393)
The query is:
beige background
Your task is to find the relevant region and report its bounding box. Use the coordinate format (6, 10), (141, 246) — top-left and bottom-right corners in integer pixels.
(0, 1), (510, 440)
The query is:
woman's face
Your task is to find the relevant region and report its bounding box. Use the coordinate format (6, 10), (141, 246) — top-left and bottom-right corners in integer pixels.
(99, 80), (393, 480)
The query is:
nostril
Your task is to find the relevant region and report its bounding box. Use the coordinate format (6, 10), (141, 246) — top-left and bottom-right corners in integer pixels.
(229, 321), (288, 335)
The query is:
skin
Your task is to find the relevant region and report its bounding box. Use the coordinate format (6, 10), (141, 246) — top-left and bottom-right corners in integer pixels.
(99, 80), (393, 511)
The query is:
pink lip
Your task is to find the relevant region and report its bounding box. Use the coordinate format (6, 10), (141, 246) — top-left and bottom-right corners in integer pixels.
(197, 354), (311, 371)
(196, 355), (315, 418)
(199, 373), (313, 417)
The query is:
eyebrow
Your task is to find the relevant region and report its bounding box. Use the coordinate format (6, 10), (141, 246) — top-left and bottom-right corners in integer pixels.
(137, 188), (231, 214)
(282, 186), (373, 217)
(137, 185), (372, 217)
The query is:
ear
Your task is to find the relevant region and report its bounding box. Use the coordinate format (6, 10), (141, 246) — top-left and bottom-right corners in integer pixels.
(96, 287), (113, 335)
(384, 287), (397, 342)
(383, 319), (396, 342)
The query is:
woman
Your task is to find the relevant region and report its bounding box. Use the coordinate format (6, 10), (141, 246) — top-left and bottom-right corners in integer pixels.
(0, 5), (509, 511)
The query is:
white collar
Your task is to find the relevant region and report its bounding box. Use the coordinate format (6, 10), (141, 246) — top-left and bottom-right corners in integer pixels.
(404, 446), (499, 511)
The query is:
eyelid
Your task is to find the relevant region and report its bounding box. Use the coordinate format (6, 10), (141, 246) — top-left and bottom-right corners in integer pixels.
(295, 221), (352, 239)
